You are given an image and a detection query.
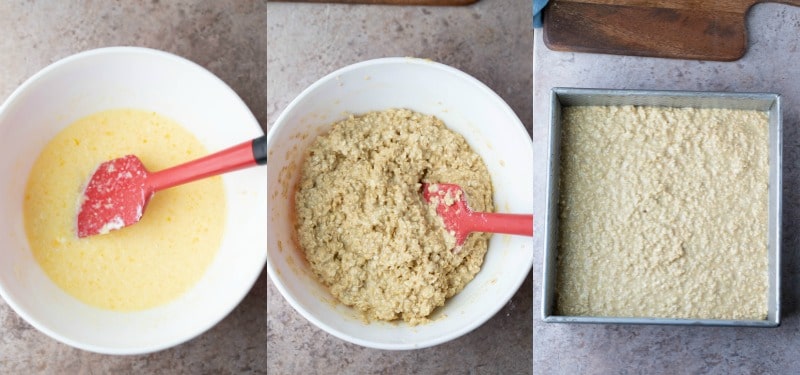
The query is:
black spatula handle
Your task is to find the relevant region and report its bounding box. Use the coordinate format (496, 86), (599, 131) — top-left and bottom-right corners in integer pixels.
(252, 135), (267, 165)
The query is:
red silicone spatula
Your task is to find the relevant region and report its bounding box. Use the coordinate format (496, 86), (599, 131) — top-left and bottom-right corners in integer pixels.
(421, 183), (533, 250)
(76, 135), (267, 238)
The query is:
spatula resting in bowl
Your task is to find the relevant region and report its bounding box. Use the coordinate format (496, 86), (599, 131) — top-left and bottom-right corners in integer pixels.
(76, 135), (267, 238)
(421, 182), (533, 251)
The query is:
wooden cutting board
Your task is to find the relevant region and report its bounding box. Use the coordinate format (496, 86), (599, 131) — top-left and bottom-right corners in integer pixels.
(543, 0), (800, 61)
(274, 0), (477, 5)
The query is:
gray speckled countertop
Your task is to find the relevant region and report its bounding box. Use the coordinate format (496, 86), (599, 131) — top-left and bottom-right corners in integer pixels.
(532, 3), (800, 374)
(266, 1), (533, 374)
(0, 1), (266, 373)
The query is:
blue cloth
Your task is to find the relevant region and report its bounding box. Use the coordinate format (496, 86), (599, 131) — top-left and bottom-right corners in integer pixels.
(533, 0), (549, 28)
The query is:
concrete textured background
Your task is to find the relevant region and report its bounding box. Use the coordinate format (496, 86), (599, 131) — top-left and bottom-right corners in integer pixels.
(267, 1), (534, 374)
(0, 1), (266, 373)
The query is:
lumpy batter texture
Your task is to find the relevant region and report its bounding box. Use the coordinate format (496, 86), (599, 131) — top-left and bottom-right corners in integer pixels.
(556, 105), (769, 320)
(24, 109), (226, 311)
(295, 109), (493, 325)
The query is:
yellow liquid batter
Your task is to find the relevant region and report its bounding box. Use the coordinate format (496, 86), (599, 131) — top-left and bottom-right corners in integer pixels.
(23, 109), (226, 311)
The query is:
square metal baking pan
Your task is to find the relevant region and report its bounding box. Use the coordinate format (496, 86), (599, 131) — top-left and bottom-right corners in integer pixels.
(542, 88), (781, 327)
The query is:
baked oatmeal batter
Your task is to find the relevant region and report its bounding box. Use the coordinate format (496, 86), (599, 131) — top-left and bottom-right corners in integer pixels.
(556, 105), (769, 320)
(295, 109), (493, 325)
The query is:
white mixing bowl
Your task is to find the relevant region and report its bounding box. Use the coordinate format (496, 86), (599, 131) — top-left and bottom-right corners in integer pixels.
(0, 47), (267, 354)
(266, 57), (533, 350)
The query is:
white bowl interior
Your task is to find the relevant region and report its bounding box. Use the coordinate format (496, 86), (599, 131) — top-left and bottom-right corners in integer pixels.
(0, 47), (266, 354)
(266, 58), (533, 349)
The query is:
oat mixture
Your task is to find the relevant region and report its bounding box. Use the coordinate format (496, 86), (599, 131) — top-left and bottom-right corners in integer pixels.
(295, 109), (493, 325)
(556, 105), (769, 320)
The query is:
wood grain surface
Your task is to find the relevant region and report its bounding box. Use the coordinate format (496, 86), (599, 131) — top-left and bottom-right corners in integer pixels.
(272, 0), (478, 5)
(543, 0), (800, 61)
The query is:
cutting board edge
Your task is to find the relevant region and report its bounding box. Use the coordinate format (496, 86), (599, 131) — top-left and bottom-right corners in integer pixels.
(541, 1), (751, 62)
(542, 30), (748, 62)
(270, 0), (479, 5)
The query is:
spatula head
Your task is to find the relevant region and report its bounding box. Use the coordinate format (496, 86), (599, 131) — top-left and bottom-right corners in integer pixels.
(421, 183), (473, 247)
(76, 155), (152, 238)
